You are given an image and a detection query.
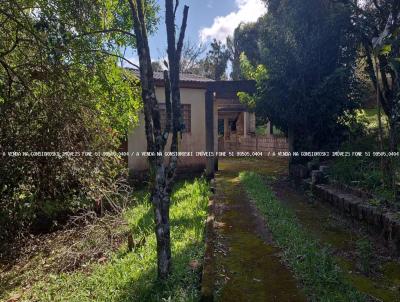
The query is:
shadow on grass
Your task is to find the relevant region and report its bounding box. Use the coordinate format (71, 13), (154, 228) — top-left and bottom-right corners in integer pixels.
(2, 178), (208, 302)
(0, 265), (26, 301)
(114, 180), (208, 302)
(130, 205), (154, 238)
(114, 242), (203, 302)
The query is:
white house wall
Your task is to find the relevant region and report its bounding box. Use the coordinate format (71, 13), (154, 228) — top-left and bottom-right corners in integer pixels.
(128, 86), (207, 173)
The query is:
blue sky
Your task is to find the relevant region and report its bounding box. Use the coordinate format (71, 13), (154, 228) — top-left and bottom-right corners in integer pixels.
(126, 0), (267, 63)
(148, 0), (236, 59)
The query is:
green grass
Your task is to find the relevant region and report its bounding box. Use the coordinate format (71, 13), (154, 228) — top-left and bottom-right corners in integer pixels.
(330, 152), (398, 203)
(239, 171), (366, 302)
(15, 178), (209, 302)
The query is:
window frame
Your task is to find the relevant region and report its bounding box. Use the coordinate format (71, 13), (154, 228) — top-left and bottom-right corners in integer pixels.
(158, 103), (191, 133)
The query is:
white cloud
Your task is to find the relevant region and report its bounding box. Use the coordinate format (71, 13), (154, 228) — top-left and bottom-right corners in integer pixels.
(199, 0), (267, 43)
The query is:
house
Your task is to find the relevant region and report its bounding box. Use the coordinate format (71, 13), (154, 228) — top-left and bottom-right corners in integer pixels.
(128, 71), (259, 177)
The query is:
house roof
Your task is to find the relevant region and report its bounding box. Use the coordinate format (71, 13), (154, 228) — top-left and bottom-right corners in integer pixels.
(130, 69), (214, 89)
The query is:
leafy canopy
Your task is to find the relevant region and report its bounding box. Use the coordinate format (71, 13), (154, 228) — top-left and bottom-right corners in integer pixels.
(244, 0), (361, 150)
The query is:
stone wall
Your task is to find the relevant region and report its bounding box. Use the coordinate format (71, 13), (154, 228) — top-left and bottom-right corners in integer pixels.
(290, 163), (400, 255)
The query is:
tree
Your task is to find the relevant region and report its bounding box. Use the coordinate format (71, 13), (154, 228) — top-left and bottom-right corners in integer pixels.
(151, 61), (164, 71)
(150, 40), (206, 74)
(203, 39), (230, 80)
(238, 53), (268, 109)
(228, 22), (261, 80)
(152, 40), (206, 74)
(252, 0), (360, 155)
(346, 0), (399, 151)
(180, 40), (207, 73)
(340, 0), (400, 197)
(128, 0), (188, 279)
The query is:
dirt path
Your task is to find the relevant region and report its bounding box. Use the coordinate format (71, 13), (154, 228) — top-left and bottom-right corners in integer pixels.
(210, 158), (400, 302)
(211, 159), (306, 301)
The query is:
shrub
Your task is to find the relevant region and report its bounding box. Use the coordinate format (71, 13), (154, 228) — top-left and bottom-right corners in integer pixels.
(0, 1), (147, 240)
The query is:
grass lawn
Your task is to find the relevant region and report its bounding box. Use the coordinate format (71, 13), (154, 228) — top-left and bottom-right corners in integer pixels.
(4, 178), (209, 302)
(240, 171), (366, 302)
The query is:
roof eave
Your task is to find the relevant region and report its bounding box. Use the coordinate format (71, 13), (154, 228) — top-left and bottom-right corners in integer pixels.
(154, 79), (210, 89)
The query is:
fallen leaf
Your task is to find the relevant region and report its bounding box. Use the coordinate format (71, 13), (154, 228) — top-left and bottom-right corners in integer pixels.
(97, 257), (107, 263)
(7, 293), (21, 302)
(214, 221), (226, 228)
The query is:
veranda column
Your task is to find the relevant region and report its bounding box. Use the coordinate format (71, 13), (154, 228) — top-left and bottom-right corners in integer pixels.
(205, 90), (215, 178)
(243, 111), (249, 138)
(224, 117), (229, 140)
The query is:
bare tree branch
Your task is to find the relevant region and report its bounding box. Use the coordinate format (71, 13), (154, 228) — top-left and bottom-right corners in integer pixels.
(176, 6), (189, 61)
(0, 58), (29, 91)
(0, 32), (20, 58)
(128, 0), (157, 152)
(83, 49), (140, 69)
(173, 0), (179, 17)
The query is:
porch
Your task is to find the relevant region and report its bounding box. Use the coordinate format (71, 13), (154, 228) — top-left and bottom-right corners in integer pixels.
(205, 80), (288, 177)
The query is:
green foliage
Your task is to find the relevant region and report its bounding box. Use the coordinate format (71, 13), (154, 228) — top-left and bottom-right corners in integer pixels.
(240, 171), (366, 301)
(0, 0), (157, 239)
(12, 178), (209, 302)
(331, 156), (397, 203)
(255, 124), (268, 136)
(253, 0), (361, 150)
(240, 53), (268, 83)
(228, 22), (261, 80)
(95, 63), (142, 135)
(329, 129), (398, 203)
(356, 109), (388, 131)
(349, 0), (400, 154)
(237, 53), (268, 110)
(202, 39), (230, 80)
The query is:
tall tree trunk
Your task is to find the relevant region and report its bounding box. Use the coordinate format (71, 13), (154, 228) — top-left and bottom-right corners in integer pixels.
(375, 56), (384, 152)
(374, 55), (386, 182)
(129, 0), (188, 279)
(153, 181), (172, 277)
(288, 125), (295, 166)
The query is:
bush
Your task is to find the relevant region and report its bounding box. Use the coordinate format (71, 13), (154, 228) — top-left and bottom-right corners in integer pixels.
(0, 1), (145, 240)
(330, 133), (398, 203)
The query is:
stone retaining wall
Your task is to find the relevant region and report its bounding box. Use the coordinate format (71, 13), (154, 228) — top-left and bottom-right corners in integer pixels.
(290, 163), (400, 255)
